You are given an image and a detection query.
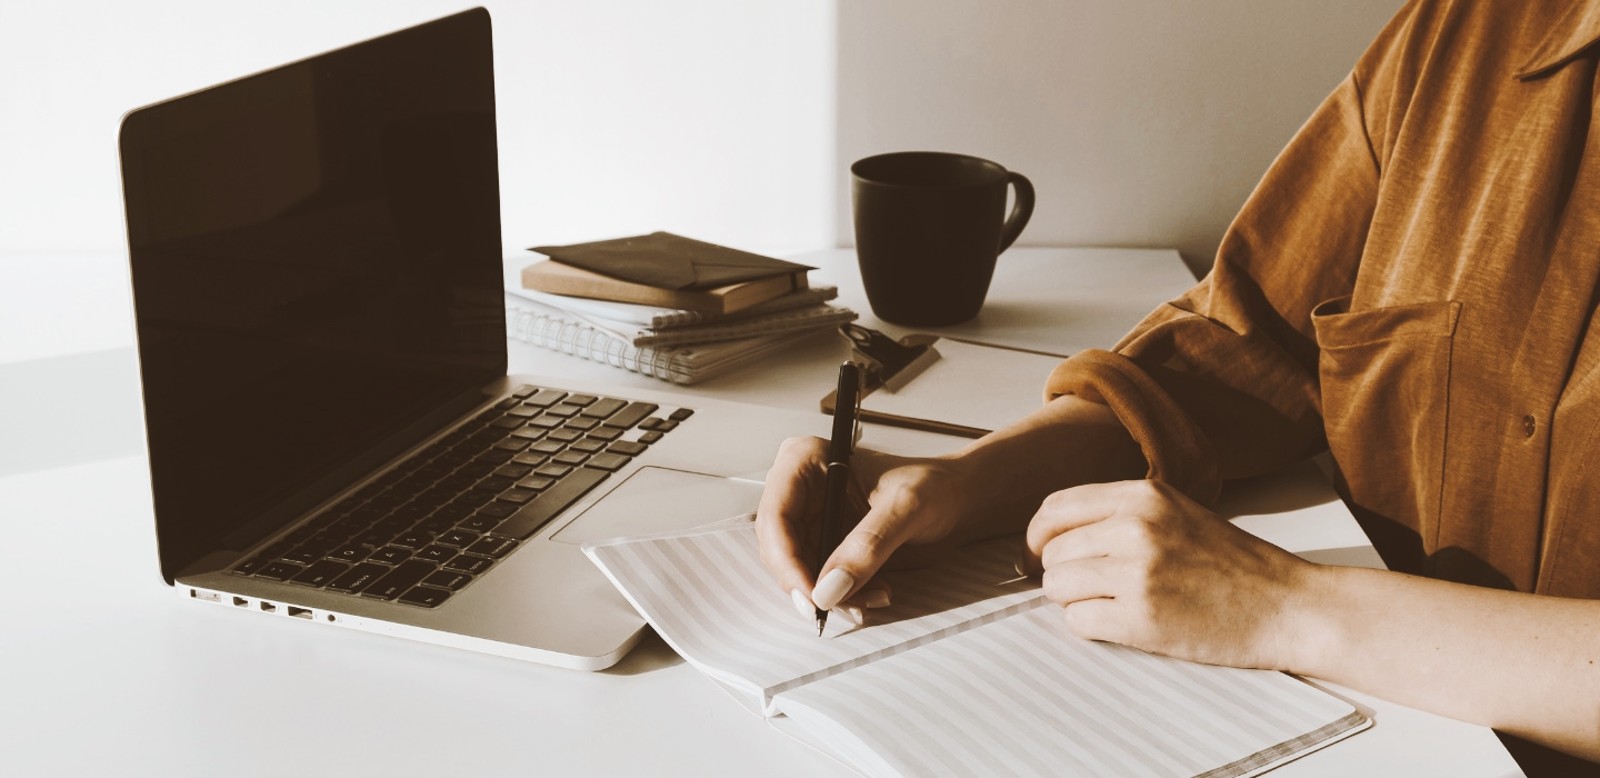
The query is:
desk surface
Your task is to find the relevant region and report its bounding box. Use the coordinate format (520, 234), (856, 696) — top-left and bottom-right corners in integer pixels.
(0, 248), (1522, 777)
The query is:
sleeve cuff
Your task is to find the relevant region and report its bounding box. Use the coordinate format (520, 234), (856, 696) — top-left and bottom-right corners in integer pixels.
(1045, 349), (1222, 506)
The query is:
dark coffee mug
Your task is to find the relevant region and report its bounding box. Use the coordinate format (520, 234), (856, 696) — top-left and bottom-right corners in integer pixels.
(852, 151), (1034, 326)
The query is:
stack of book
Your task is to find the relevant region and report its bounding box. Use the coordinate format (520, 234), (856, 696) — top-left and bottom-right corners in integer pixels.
(505, 232), (855, 384)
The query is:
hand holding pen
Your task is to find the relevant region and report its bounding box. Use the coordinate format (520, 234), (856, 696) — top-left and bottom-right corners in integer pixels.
(812, 361), (862, 635)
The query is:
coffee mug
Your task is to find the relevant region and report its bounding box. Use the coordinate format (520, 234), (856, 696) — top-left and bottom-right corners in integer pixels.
(852, 151), (1034, 326)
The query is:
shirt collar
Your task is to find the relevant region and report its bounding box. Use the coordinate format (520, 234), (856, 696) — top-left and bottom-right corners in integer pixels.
(1515, 2), (1600, 81)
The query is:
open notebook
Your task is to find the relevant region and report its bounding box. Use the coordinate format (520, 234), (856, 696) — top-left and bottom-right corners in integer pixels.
(584, 521), (1369, 778)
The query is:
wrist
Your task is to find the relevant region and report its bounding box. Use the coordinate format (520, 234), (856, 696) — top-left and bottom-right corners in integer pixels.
(1274, 561), (1353, 677)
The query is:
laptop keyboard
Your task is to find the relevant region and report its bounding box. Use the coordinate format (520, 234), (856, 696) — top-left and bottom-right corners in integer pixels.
(230, 384), (693, 608)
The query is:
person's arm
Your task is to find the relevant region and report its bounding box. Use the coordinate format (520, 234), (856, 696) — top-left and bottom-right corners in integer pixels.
(1302, 563), (1600, 760)
(1020, 479), (1600, 761)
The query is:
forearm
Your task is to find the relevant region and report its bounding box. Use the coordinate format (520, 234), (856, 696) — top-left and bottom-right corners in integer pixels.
(1290, 565), (1600, 759)
(943, 394), (1145, 537)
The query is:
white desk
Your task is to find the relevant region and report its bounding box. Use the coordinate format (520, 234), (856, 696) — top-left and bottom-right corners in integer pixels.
(0, 248), (1522, 777)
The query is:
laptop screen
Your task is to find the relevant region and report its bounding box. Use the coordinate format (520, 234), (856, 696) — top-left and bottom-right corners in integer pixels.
(119, 9), (504, 581)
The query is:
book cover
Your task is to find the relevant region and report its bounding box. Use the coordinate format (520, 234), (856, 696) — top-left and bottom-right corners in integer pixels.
(530, 231), (814, 290)
(523, 259), (807, 315)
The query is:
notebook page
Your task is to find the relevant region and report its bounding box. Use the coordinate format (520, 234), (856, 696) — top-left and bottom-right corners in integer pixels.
(773, 606), (1369, 778)
(584, 523), (1041, 709)
(861, 339), (1066, 433)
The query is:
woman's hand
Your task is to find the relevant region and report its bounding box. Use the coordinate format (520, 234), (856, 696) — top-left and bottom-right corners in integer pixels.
(1022, 479), (1315, 670)
(755, 436), (984, 619)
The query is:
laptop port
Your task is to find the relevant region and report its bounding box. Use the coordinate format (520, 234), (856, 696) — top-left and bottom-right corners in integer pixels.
(287, 606), (313, 619)
(190, 589), (221, 603)
(259, 601), (277, 614)
(232, 597), (249, 607)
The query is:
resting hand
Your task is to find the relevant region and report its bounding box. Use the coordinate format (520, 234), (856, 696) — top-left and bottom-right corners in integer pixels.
(1022, 479), (1313, 670)
(756, 436), (979, 619)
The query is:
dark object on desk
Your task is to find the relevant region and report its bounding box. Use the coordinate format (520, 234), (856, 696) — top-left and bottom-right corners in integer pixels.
(530, 231), (813, 290)
(840, 322), (940, 392)
(852, 151), (1034, 326)
(814, 361), (862, 636)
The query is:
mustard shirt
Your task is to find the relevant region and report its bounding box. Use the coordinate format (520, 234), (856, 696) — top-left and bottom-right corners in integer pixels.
(1048, 0), (1600, 597)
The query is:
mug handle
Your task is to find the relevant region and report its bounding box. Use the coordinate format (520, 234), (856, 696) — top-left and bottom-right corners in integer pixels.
(997, 171), (1035, 253)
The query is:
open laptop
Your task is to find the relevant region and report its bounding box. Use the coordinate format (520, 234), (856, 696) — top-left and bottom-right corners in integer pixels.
(118, 8), (834, 670)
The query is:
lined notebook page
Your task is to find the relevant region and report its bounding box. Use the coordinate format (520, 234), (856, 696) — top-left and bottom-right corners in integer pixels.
(775, 606), (1368, 778)
(585, 523), (1041, 707)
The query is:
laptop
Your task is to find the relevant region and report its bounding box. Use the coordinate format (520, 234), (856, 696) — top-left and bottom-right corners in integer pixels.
(118, 8), (833, 671)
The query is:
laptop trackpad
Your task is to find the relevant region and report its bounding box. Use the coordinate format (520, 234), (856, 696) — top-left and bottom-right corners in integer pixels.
(549, 467), (765, 546)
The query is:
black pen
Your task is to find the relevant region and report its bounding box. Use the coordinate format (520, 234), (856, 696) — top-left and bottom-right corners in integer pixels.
(814, 361), (862, 636)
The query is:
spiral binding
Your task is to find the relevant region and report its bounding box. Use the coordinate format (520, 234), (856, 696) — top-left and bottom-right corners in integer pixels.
(505, 303), (695, 383)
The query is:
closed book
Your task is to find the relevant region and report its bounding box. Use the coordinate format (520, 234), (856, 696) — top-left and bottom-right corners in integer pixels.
(522, 259), (807, 315)
(511, 285), (841, 330)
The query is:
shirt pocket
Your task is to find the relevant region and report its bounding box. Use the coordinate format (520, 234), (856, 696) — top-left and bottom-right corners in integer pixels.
(1311, 297), (1462, 564)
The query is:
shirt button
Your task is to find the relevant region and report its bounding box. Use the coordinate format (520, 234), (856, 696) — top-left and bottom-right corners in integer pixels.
(1522, 415), (1537, 438)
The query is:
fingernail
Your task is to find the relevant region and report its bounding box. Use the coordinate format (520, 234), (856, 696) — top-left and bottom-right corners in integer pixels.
(1014, 557), (1029, 577)
(837, 605), (865, 625)
(790, 588), (815, 620)
(861, 589), (891, 609)
(811, 568), (854, 610)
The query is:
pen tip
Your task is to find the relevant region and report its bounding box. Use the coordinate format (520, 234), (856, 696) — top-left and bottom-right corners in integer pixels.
(816, 617), (826, 637)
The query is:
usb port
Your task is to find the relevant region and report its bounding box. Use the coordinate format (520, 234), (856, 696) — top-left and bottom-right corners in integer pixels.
(287, 606), (313, 620)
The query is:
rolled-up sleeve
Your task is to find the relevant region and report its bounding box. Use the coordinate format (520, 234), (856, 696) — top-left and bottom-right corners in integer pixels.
(1048, 69), (1386, 505)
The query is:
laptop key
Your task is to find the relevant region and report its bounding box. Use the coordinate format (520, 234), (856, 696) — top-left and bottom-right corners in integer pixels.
(437, 529), (480, 548)
(415, 545), (458, 565)
(256, 561), (303, 581)
(360, 560), (439, 600)
(327, 562), (391, 593)
(465, 536), (517, 559)
(669, 408), (694, 422)
(564, 393), (598, 407)
(580, 397), (627, 419)
(511, 384), (538, 399)
(291, 559), (350, 587)
(608, 440), (647, 457)
(423, 570), (473, 590)
(370, 546), (411, 565)
(458, 515), (501, 533)
(523, 389), (567, 407)
(585, 452), (631, 472)
(397, 586), (452, 608)
(605, 402), (658, 430)
(443, 554), (493, 574)
(491, 467), (611, 540)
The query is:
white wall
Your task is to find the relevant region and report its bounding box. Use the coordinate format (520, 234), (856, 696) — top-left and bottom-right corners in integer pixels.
(0, 1), (836, 256)
(1, 1), (1403, 271)
(836, 0), (1404, 273)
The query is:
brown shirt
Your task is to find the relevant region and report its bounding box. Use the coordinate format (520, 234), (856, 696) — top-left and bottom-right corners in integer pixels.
(1047, 0), (1600, 597)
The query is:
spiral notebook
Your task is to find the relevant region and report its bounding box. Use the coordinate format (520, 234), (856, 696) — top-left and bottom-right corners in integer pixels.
(505, 291), (837, 384)
(585, 522), (1371, 778)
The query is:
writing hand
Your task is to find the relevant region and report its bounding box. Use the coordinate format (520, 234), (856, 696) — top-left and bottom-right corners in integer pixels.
(755, 436), (976, 622)
(1022, 479), (1313, 670)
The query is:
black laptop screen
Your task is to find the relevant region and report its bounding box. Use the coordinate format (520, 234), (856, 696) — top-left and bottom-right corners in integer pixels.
(120, 10), (504, 581)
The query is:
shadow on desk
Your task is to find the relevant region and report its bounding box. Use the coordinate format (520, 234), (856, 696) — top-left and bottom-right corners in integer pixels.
(602, 628), (685, 676)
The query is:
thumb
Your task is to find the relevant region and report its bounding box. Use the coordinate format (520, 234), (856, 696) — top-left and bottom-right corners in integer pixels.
(811, 504), (906, 610)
